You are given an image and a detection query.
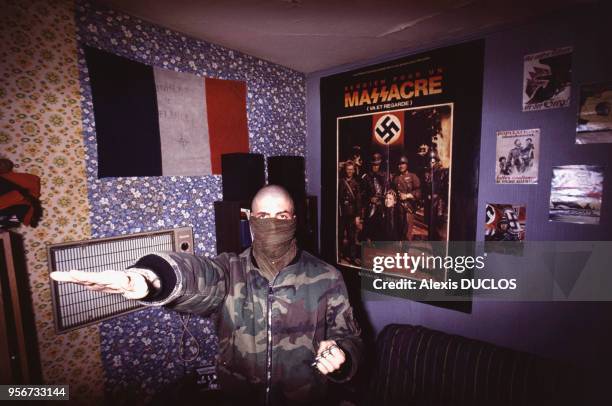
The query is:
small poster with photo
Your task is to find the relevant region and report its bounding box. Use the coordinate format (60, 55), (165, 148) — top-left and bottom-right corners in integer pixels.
(495, 129), (539, 184)
(576, 82), (612, 144)
(549, 165), (604, 225)
(523, 46), (572, 112)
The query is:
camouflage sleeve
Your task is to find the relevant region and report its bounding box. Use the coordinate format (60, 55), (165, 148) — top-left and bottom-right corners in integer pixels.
(325, 272), (363, 383)
(132, 251), (229, 316)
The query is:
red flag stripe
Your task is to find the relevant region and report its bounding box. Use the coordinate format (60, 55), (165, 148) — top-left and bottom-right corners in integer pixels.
(205, 78), (250, 175)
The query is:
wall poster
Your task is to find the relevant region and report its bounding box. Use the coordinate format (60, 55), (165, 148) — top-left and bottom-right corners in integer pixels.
(576, 82), (612, 144)
(496, 129), (540, 184)
(485, 203), (527, 242)
(522, 46), (573, 112)
(549, 165), (604, 225)
(320, 41), (485, 280)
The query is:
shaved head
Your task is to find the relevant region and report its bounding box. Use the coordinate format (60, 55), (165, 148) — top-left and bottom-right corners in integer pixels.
(251, 185), (295, 219)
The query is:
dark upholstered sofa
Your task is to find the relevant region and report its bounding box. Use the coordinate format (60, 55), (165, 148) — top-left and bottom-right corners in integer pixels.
(361, 324), (579, 406)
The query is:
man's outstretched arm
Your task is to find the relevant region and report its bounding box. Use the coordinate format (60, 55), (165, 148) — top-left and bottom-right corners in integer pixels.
(50, 251), (231, 317)
(132, 251), (228, 316)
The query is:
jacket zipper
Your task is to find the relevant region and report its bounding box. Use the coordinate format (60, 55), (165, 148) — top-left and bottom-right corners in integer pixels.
(265, 274), (279, 406)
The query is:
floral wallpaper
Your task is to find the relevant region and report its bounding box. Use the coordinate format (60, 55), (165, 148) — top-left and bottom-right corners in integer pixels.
(2, 0), (306, 403)
(75, 0), (305, 403)
(76, 0), (306, 252)
(0, 0), (104, 402)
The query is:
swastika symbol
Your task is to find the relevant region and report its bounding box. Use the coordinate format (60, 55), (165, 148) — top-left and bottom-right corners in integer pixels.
(374, 114), (401, 145)
(504, 208), (521, 231)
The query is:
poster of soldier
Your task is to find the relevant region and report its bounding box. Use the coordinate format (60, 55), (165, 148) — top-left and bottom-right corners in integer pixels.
(320, 40), (484, 272)
(576, 82), (612, 144)
(337, 104), (453, 267)
(495, 129), (539, 184)
(522, 46), (572, 112)
(549, 165), (604, 225)
(485, 203), (526, 242)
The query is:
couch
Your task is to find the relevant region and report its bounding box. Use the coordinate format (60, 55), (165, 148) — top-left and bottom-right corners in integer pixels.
(362, 324), (579, 406)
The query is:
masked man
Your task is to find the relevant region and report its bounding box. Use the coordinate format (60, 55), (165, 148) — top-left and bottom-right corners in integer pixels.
(51, 185), (362, 406)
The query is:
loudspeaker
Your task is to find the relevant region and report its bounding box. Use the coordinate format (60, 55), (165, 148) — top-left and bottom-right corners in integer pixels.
(267, 155), (309, 248)
(214, 200), (242, 254)
(267, 156), (306, 204)
(301, 195), (319, 255)
(221, 153), (265, 202)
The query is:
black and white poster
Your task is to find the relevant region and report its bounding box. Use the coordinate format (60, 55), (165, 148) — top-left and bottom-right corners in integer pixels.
(495, 129), (539, 184)
(576, 82), (612, 144)
(320, 41), (485, 271)
(523, 46), (573, 112)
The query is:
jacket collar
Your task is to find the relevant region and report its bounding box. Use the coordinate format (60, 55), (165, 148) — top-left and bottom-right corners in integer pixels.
(242, 247), (303, 284)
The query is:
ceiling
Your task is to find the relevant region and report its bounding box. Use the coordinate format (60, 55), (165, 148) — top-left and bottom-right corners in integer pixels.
(98, 0), (588, 73)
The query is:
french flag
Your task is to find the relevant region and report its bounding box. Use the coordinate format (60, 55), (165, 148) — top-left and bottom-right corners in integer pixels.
(83, 46), (249, 178)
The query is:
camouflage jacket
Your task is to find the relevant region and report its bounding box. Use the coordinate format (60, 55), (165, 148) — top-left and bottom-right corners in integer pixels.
(134, 248), (362, 405)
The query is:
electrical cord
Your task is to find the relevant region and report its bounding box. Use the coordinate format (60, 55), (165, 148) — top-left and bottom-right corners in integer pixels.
(178, 313), (200, 363)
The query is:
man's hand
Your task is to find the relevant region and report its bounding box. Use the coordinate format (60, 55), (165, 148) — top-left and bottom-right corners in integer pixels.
(49, 268), (159, 300)
(314, 340), (346, 375)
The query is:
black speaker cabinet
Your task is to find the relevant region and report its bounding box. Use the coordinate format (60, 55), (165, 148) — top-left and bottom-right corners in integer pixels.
(267, 156), (306, 203)
(301, 195), (319, 255)
(267, 156), (315, 252)
(214, 201), (250, 255)
(221, 153), (265, 202)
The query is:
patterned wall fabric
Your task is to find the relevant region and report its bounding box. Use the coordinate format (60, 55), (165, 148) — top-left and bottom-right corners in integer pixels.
(1, 0), (306, 403)
(0, 0), (104, 402)
(74, 0), (306, 403)
(75, 0), (306, 253)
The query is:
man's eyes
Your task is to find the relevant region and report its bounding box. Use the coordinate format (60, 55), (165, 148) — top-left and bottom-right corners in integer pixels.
(255, 214), (291, 219)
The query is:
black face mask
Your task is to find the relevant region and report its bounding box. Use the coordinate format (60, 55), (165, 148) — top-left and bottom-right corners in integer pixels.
(249, 217), (298, 281)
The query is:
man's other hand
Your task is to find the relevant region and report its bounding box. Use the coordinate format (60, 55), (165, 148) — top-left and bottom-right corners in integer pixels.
(315, 340), (346, 375)
(49, 268), (157, 300)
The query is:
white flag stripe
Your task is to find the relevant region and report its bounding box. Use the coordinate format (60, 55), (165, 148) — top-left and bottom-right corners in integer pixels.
(154, 67), (211, 175)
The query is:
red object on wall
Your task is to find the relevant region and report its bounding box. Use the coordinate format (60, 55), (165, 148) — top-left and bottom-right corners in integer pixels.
(205, 78), (250, 175)
(0, 171), (41, 226)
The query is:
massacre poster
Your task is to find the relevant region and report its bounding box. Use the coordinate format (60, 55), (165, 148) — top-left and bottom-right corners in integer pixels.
(320, 41), (485, 273)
